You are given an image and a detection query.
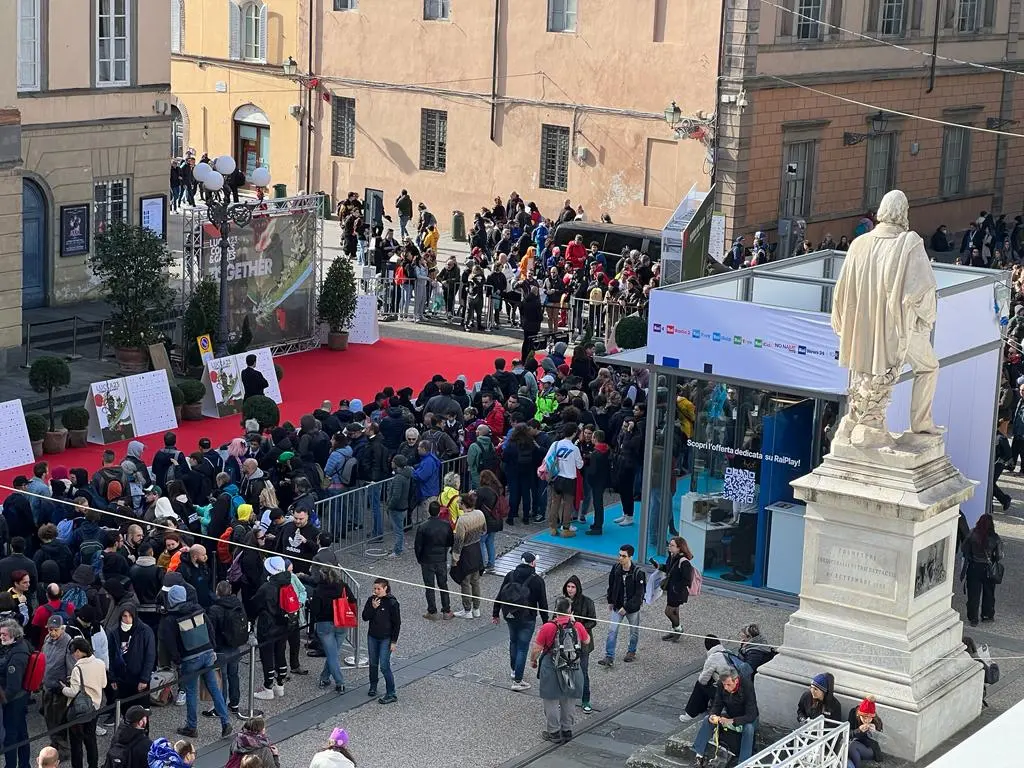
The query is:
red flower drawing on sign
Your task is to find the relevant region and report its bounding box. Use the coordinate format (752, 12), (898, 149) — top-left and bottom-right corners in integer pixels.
(94, 394), (104, 407)
(210, 371), (219, 383)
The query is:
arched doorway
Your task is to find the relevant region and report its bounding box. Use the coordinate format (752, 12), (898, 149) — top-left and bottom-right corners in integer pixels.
(233, 104), (270, 179)
(171, 105), (185, 158)
(22, 179), (48, 309)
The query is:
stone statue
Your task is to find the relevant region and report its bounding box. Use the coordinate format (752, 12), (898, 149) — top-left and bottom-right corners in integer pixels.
(831, 189), (941, 449)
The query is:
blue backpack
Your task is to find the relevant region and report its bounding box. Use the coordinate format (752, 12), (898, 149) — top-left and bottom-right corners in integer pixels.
(723, 650), (754, 681)
(56, 518), (76, 545)
(62, 585), (88, 610)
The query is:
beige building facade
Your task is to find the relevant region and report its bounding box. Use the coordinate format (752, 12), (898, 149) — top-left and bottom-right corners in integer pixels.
(1, 2), (23, 367)
(14, 0), (171, 332)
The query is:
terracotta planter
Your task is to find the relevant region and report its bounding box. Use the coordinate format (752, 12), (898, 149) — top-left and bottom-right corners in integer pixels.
(174, 405), (183, 424)
(115, 346), (149, 375)
(68, 429), (88, 448)
(327, 331), (349, 351)
(31, 440), (43, 458)
(182, 403), (203, 421)
(42, 430), (67, 455)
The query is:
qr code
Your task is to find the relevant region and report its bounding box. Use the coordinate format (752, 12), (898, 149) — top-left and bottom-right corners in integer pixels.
(723, 468), (757, 505)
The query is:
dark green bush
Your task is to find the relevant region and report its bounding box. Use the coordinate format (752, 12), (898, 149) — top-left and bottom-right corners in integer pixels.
(615, 315), (648, 350)
(242, 395), (280, 430)
(60, 406), (90, 431)
(178, 379), (206, 405)
(26, 413), (48, 441)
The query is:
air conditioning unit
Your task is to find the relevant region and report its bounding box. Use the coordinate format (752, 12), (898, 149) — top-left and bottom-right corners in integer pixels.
(575, 146), (589, 163)
(153, 99), (169, 115)
(289, 105), (304, 119)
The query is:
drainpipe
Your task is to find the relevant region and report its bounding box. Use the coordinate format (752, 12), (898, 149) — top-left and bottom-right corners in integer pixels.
(304, 0), (315, 192)
(490, 0), (500, 142)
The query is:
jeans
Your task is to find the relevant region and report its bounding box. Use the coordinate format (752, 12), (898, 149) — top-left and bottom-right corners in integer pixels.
(366, 636), (396, 696)
(399, 214), (410, 238)
(586, 484), (606, 530)
(217, 647), (242, 707)
(605, 609), (640, 658)
(389, 509), (406, 554)
(421, 562), (450, 614)
(507, 619), (535, 682)
(692, 715), (757, 762)
(170, 185), (182, 208)
(315, 621), (347, 687)
(370, 485), (384, 539)
(848, 741), (875, 768)
(3, 695), (29, 768)
(181, 650), (230, 729)
(481, 531), (495, 568)
(580, 650), (591, 703)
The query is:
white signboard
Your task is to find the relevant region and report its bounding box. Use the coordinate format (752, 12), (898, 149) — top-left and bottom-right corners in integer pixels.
(201, 347), (281, 419)
(86, 371), (177, 445)
(646, 290), (849, 395)
(709, 213), (726, 262)
(348, 294), (380, 345)
(0, 400), (35, 471)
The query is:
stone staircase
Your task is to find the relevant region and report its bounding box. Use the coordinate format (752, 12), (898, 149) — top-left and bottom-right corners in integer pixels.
(626, 719), (792, 768)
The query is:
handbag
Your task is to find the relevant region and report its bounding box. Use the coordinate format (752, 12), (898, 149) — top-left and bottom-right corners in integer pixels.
(66, 667), (97, 722)
(986, 559), (1004, 584)
(333, 595), (358, 629)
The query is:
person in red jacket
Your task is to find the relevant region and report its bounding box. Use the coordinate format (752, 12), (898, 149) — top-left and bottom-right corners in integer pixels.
(29, 584), (75, 648)
(481, 393), (507, 438)
(564, 235), (587, 270)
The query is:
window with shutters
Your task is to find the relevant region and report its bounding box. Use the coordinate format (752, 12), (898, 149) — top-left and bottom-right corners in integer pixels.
(419, 109), (448, 172)
(96, 0), (130, 86)
(331, 97), (356, 158)
(940, 126), (970, 196)
(171, 0), (184, 53)
(864, 132), (897, 208)
(780, 141), (815, 218)
(17, 0), (41, 92)
(333, 0), (358, 9)
(539, 125), (570, 191)
(94, 178), (131, 234)
(548, 0), (578, 32)
(424, 0), (450, 20)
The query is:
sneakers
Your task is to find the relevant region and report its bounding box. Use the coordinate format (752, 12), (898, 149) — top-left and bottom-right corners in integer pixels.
(613, 515), (627, 524)
(582, 701), (593, 713)
(617, 517), (635, 526)
(423, 612), (439, 620)
(175, 727), (198, 738)
(378, 693), (398, 705)
(441, 612), (455, 620)
(452, 610), (470, 618)
(201, 708), (218, 717)
(290, 666), (309, 676)
(221, 724), (233, 739)
(679, 713), (695, 723)
(624, 651), (637, 663)
(561, 528), (577, 538)
(511, 680), (532, 692)
(541, 731), (563, 743)
(94, 726), (107, 736)
(273, 684), (285, 697)
(472, 608), (481, 618)
(367, 688), (378, 697)
(585, 528), (602, 536)
(254, 688), (275, 701)
(318, 679), (331, 689)
(175, 690), (186, 706)
(561, 730), (573, 741)
(662, 632), (677, 641)
(597, 656), (614, 667)
(387, 552), (400, 558)
(692, 756), (707, 768)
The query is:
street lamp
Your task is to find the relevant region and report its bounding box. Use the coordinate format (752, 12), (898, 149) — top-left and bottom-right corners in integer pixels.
(664, 101), (682, 129)
(843, 111), (889, 146)
(195, 157), (271, 357)
(283, 56), (299, 77)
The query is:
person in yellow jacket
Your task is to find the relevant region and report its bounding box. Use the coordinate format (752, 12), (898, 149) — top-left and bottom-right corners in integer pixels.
(676, 384), (696, 439)
(422, 224), (440, 253)
(438, 472), (463, 530)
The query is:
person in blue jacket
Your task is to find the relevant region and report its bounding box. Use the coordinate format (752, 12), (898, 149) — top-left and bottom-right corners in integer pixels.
(411, 442), (442, 518)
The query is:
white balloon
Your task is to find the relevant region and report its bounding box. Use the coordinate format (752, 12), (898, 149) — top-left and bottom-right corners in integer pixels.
(215, 155), (236, 176)
(203, 172), (224, 191)
(250, 166), (271, 187)
(194, 162), (213, 182)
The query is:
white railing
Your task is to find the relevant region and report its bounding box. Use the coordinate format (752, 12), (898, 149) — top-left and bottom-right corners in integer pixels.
(737, 717), (850, 768)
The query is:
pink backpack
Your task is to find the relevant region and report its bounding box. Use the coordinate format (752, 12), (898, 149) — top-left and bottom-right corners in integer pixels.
(686, 559), (703, 597)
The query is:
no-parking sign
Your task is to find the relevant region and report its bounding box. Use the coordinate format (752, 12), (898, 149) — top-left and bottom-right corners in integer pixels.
(196, 334), (214, 365)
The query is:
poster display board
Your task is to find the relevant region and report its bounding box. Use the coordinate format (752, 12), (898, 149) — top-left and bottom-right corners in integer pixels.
(85, 370), (178, 445)
(348, 294), (380, 345)
(0, 399), (35, 471)
(201, 347), (281, 418)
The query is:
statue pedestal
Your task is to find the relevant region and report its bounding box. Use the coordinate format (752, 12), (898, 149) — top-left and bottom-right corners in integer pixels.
(754, 434), (983, 762)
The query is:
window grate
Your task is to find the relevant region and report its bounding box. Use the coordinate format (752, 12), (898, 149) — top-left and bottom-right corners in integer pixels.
(330, 97), (356, 158)
(548, 0), (578, 32)
(540, 125), (570, 191)
(94, 178), (131, 234)
(419, 109), (448, 172)
(796, 0), (822, 39)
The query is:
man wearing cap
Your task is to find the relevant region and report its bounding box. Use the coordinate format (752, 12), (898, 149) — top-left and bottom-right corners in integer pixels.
(158, 584), (232, 739)
(107, 705), (152, 768)
(492, 552), (549, 691)
(41, 615), (74, 761)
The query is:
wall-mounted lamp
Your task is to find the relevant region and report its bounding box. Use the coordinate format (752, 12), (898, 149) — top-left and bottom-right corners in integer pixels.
(283, 56), (299, 77)
(664, 101), (682, 129)
(986, 117), (1019, 130)
(843, 111), (888, 146)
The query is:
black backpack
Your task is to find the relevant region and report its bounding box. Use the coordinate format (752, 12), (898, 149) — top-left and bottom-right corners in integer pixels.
(102, 738), (130, 768)
(551, 621), (581, 671)
(477, 442), (498, 473)
(78, 538), (103, 568)
(218, 607), (250, 648)
(496, 574), (531, 621)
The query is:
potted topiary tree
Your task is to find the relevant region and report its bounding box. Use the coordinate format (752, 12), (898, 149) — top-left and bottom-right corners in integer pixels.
(61, 406), (91, 448)
(182, 277), (219, 372)
(317, 256), (358, 351)
(89, 222), (176, 374)
(26, 413), (47, 458)
(242, 395), (280, 431)
(178, 379), (207, 421)
(29, 356), (71, 454)
(614, 315), (648, 351)
(169, 384), (184, 424)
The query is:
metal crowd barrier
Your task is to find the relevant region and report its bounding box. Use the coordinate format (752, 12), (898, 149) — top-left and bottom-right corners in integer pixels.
(315, 455), (468, 556)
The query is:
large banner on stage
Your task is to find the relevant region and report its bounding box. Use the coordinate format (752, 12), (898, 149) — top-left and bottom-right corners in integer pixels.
(201, 203), (317, 346)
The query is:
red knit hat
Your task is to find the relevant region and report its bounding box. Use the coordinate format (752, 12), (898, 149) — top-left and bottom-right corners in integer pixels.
(857, 696), (876, 716)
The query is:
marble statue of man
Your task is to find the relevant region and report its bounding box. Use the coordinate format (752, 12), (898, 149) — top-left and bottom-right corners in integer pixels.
(831, 189), (940, 448)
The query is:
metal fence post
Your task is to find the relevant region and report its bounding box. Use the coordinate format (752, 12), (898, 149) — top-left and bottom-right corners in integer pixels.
(114, 698), (122, 730)
(238, 645), (264, 718)
(68, 316), (83, 361)
(21, 324), (31, 369)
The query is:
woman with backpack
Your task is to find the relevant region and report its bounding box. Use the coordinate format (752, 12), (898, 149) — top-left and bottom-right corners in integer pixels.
(252, 557), (293, 700)
(61, 636), (106, 768)
(476, 470), (506, 573)
(961, 512), (1002, 626)
(308, 567), (352, 693)
(651, 537), (694, 643)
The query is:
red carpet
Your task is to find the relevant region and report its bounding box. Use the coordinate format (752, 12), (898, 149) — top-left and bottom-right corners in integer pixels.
(0, 338), (514, 489)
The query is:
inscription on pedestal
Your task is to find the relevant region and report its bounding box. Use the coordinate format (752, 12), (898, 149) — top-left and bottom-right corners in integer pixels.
(914, 537), (949, 597)
(814, 537), (898, 599)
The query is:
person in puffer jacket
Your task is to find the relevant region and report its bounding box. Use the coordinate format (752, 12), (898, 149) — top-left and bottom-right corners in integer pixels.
(146, 737), (190, 768)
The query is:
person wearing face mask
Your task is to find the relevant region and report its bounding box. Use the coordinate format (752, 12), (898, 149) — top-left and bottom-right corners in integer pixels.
(105, 607), (155, 728)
